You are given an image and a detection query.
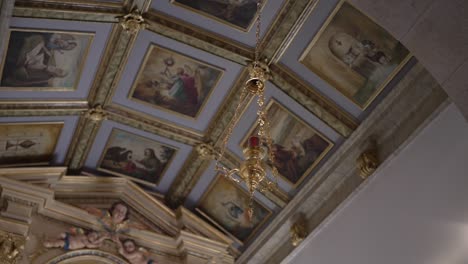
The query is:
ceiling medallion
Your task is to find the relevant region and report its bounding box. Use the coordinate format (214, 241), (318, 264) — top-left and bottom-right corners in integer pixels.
(117, 9), (147, 35)
(215, 0), (279, 218)
(84, 105), (107, 122)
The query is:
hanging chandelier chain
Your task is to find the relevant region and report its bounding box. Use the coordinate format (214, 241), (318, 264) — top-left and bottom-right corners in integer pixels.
(213, 0), (279, 221)
(257, 92), (279, 189)
(215, 86), (249, 175)
(254, 0), (262, 66)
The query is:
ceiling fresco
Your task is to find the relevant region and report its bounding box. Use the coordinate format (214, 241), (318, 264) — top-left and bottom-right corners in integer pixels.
(0, 0), (413, 257)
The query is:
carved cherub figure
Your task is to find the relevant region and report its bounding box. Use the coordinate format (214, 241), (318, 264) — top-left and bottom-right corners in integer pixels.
(114, 236), (157, 264)
(43, 230), (109, 250)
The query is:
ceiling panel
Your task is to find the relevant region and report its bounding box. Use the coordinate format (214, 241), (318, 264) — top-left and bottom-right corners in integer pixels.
(0, 18), (112, 100)
(279, 0), (411, 117)
(111, 29), (243, 132)
(83, 120), (192, 193)
(151, 0), (287, 47)
(0, 115), (79, 165)
(226, 82), (343, 193)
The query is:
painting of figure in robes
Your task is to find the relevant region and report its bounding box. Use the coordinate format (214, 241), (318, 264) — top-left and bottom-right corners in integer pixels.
(98, 129), (177, 186)
(299, 1), (410, 109)
(242, 100), (333, 186)
(130, 45), (223, 118)
(0, 29), (93, 90)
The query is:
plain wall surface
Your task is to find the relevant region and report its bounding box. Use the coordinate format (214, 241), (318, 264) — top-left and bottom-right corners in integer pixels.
(286, 103), (468, 264)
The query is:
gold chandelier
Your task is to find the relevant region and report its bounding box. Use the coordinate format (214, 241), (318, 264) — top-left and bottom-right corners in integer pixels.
(215, 0), (279, 218)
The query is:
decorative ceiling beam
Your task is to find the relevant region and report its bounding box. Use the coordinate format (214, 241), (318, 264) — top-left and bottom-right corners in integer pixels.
(270, 64), (358, 137)
(144, 10), (253, 66)
(0, 101), (88, 117)
(66, 116), (102, 170)
(13, 0), (123, 22)
(260, 0), (316, 62)
(106, 105), (204, 145)
(93, 26), (136, 105)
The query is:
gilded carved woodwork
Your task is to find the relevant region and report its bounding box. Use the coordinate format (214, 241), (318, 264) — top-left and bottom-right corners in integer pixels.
(195, 143), (218, 160)
(0, 230), (26, 264)
(289, 214), (308, 247)
(117, 9), (147, 35)
(84, 105), (108, 122)
(357, 146), (379, 179)
(0, 171), (235, 263)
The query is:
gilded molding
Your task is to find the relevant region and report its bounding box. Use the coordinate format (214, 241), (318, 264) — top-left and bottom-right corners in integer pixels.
(67, 118), (101, 170)
(270, 64), (358, 137)
(0, 230), (26, 264)
(106, 106), (204, 146)
(13, 1), (122, 22)
(166, 152), (209, 208)
(83, 105), (108, 122)
(260, 0), (310, 60)
(195, 143), (218, 160)
(0, 108), (86, 117)
(91, 26), (135, 105)
(145, 11), (253, 65)
(117, 8), (147, 35)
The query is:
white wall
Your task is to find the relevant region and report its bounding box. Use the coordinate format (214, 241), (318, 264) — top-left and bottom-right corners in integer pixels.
(285, 103), (468, 264)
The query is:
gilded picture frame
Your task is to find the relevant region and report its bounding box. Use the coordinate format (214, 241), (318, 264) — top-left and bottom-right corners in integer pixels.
(240, 99), (334, 187)
(97, 128), (178, 187)
(0, 28), (94, 91)
(197, 175), (272, 243)
(0, 122), (64, 167)
(299, 0), (411, 109)
(170, 0), (268, 32)
(128, 44), (224, 120)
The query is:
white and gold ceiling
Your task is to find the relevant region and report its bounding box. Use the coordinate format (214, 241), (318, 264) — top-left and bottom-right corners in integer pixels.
(0, 0), (417, 258)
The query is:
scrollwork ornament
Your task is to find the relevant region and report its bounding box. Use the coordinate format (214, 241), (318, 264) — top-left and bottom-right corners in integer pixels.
(117, 9), (147, 35)
(84, 105), (107, 122)
(0, 231), (26, 264)
(195, 143), (218, 160)
(357, 146), (379, 179)
(290, 214), (308, 247)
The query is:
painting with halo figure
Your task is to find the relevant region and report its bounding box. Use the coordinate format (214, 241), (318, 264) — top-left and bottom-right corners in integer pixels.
(98, 129), (177, 186)
(299, 1), (410, 109)
(0, 29), (93, 90)
(241, 100), (333, 186)
(198, 176), (271, 242)
(129, 45), (223, 119)
(0, 122), (63, 167)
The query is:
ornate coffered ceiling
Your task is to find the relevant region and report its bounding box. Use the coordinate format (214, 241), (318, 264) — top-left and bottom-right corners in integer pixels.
(0, 0), (442, 262)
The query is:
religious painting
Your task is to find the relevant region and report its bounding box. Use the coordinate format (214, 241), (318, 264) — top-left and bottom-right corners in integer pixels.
(129, 45), (223, 119)
(98, 129), (177, 186)
(242, 100), (333, 186)
(0, 122), (63, 167)
(198, 176), (271, 242)
(171, 0), (262, 31)
(0, 29), (93, 91)
(299, 1), (411, 109)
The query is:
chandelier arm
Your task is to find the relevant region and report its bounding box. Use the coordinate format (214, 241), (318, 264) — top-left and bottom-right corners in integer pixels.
(258, 92), (280, 188)
(215, 86), (249, 173)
